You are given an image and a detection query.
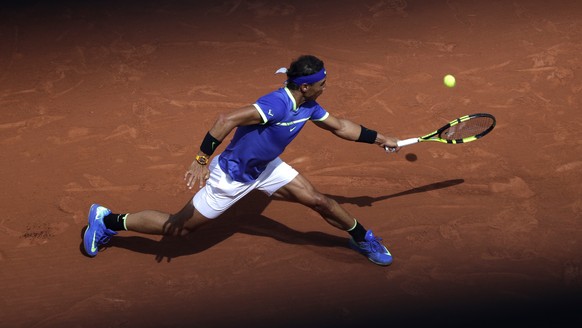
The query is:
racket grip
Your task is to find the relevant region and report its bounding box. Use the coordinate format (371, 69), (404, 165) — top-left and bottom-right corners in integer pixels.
(397, 138), (419, 147)
(384, 137), (420, 153)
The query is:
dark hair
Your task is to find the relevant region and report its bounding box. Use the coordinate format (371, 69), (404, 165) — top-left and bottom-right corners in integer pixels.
(286, 55), (324, 90)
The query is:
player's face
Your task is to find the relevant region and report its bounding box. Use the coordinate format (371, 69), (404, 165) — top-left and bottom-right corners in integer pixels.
(304, 78), (326, 101)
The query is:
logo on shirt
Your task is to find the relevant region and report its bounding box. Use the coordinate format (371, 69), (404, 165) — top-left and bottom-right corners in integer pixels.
(289, 126), (297, 132)
(268, 109), (273, 116)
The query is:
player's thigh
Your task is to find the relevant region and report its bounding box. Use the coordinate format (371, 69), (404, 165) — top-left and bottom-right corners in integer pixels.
(272, 173), (323, 206)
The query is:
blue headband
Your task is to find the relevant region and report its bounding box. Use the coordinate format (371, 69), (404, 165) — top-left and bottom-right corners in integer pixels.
(289, 68), (327, 85)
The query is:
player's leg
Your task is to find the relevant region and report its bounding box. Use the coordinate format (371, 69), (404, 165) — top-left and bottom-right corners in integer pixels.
(83, 198), (210, 257)
(271, 174), (354, 230)
(83, 156), (257, 257)
(271, 173), (393, 266)
(124, 199), (210, 237)
(255, 158), (355, 230)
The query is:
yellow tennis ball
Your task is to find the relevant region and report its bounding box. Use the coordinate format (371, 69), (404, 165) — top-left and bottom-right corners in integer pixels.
(444, 74), (456, 88)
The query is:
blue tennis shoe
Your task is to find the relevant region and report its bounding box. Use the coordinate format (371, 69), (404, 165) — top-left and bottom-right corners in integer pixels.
(349, 230), (393, 266)
(83, 204), (117, 257)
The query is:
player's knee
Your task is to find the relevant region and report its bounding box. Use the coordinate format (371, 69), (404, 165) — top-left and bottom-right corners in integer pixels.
(178, 227), (193, 237)
(164, 213), (196, 237)
(311, 193), (333, 213)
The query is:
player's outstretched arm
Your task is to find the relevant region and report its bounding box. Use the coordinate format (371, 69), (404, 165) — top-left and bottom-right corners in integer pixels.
(313, 114), (399, 150)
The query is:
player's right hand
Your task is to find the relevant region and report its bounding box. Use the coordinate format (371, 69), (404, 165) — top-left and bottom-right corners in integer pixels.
(377, 134), (400, 152)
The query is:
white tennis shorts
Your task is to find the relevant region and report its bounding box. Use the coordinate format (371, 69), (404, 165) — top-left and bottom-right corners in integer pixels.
(193, 156), (298, 219)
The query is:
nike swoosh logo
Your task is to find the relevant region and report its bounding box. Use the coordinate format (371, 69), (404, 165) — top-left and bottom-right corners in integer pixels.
(91, 231), (98, 253)
(290, 126), (297, 132)
(211, 141), (217, 150)
(268, 109), (273, 116)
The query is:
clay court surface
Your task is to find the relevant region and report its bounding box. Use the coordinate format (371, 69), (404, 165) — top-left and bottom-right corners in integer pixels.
(1, 0), (581, 327)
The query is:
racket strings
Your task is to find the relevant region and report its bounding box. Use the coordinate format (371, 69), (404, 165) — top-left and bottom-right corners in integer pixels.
(439, 117), (495, 140)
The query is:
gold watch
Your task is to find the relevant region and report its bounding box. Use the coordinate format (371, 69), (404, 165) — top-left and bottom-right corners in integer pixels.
(195, 155), (209, 165)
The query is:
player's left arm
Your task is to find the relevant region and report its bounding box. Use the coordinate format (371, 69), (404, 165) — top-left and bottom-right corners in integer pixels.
(313, 114), (400, 149)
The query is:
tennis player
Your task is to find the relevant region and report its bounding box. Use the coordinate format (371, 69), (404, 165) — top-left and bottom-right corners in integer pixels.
(83, 55), (400, 266)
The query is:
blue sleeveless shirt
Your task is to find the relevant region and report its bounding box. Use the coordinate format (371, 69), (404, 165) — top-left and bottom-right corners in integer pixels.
(218, 87), (329, 182)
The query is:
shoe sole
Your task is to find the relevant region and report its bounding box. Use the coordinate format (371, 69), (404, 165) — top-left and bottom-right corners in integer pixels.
(369, 255), (393, 266)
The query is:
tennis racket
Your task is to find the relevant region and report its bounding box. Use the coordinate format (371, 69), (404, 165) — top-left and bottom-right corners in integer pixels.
(386, 113), (496, 151)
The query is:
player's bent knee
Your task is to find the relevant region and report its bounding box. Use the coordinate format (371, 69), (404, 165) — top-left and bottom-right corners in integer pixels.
(310, 193), (334, 212)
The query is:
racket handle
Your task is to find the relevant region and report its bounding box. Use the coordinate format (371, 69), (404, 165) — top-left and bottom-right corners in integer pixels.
(397, 138), (419, 147)
(385, 137), (420, 153)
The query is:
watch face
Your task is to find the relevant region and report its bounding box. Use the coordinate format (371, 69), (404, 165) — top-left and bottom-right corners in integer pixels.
(197, 155), (208, 165)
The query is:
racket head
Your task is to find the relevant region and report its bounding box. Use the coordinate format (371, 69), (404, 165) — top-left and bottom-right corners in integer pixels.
(422, 113), (496, 144)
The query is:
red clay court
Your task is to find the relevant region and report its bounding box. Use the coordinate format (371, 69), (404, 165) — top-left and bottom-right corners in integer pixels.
(1, 0), (581, 327)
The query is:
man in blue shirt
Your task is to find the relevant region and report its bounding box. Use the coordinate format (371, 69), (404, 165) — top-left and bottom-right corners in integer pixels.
(83, 55), (400, 266)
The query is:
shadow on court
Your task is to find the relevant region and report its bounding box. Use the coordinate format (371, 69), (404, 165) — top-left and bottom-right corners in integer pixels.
(102, 180), (464, 262)
(327, 178), (465, 207)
